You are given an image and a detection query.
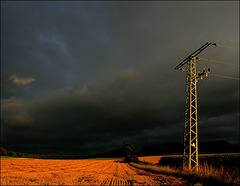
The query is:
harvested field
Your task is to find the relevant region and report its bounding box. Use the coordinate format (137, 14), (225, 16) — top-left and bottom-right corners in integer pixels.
(138, 156), (163, 164)
(138, 154), (227, 165)
(138, 155), (181, 164)
(1, 158), (189, 185)
(138, 154), (240, 185)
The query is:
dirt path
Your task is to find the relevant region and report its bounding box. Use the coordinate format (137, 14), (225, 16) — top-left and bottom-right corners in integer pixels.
(1, 158), (189, 185)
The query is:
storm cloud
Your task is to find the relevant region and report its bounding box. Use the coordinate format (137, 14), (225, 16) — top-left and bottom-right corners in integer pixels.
(1, 1), (239, 154)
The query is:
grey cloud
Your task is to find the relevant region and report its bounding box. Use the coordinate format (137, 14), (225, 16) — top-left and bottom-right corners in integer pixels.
(2, 67), (181, 145)
(2, 63), (238, 153)
(1, 97), (34, 128)
(1, 1), (239, 154)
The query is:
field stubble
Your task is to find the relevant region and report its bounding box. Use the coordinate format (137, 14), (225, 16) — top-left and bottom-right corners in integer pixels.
(1, 158), (189, 185)
(138, 154), (240, 185)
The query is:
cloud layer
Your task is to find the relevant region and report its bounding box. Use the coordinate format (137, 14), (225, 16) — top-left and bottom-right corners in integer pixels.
(1, 1), (239, 154)
(1, 65), (239, 154)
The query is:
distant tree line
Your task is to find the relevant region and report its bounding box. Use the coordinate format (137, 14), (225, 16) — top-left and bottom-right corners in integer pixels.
(1, 140), (239, 159)
(0, 146), (123, 159)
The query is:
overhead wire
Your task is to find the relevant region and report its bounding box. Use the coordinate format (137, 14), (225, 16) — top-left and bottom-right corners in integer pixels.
(177, 43), (239, 81)
(197, 57), (239, 67)
(209, 73), (240, 81)
(215, 43), (239, 51)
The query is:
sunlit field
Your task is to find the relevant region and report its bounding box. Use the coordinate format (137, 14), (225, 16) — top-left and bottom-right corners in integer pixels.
(1, 157), (189, 185)
(138, 153), (240, 185)
(138, 155), (181, 164)
(1, 154), (239, 185)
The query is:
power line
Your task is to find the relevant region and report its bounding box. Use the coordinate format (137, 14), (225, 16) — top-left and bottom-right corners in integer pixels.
(209, 73), (240, 81)
(215, 43), (239, 51)
(197, 57), (239, 67)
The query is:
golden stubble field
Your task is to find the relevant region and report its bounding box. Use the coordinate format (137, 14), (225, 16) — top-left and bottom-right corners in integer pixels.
(138, 155), (181, 164)
(1, 158), (189, 185)
(138, 154), (215, 164)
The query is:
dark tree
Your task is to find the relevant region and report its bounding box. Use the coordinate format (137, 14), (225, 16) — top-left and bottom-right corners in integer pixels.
(8, 151), (17, 157)
(0, 147), (8, 156)
(16, 152), (27, 158)
(122, 143), (139, 163)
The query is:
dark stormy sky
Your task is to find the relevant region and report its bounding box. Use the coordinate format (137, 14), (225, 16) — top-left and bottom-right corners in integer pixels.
(1, 1), (239, 155)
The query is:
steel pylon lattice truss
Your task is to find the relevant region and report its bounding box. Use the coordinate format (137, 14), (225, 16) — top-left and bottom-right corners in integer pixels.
(175, 42), (216, 171)
(183, 56), (198, 171)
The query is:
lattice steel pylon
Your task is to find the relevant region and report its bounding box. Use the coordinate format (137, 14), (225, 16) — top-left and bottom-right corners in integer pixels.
(183, 56), (198, 171)
(175, 42), (216, 171)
